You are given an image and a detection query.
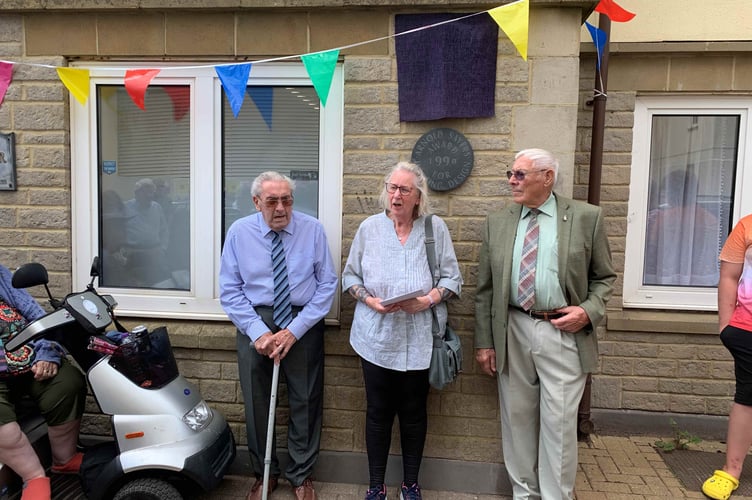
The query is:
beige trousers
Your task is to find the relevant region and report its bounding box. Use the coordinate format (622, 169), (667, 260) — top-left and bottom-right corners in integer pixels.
(498, 309), (587, 500)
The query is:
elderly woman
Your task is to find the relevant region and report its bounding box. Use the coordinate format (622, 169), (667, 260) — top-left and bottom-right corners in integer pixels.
(0, 264), (87, 500)
(342, 162), (462, 500)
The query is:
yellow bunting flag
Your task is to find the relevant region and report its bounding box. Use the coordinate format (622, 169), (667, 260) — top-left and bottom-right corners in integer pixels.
(56, 67), (90, 105)
(488, 0), (529, 61)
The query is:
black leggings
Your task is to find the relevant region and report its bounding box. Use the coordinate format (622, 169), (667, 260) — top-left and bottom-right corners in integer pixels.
(721, 324), (752, 405)
(361, 358), (430, 488)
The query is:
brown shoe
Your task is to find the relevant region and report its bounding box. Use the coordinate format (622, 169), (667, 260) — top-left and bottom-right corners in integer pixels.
(246, 476), (278, 500)
(294, 477), (316, 500)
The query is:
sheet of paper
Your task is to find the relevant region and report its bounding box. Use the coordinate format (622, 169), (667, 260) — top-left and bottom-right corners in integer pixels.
(380, 289), (424, 306)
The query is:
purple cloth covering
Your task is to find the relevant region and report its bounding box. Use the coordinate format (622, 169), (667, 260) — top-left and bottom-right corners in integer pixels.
(395, 13), (498, 122)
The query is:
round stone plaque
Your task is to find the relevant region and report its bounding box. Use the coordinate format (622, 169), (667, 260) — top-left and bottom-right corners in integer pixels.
(411, 128), (474, 192)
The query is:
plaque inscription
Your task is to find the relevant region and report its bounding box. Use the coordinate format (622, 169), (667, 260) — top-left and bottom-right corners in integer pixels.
(411, 128), (473, 192)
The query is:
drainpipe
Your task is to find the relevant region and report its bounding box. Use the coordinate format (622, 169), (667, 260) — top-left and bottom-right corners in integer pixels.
(578, 13), (610, 441)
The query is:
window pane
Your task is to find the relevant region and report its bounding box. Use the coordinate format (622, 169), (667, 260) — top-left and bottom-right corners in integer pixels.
(643, 114), (737, 287)
(97, 85), (191, 290)
(222, 86), (320, 237)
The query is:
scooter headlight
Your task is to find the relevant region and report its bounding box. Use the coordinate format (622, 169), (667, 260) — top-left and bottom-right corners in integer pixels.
(182, 400), (213, 431)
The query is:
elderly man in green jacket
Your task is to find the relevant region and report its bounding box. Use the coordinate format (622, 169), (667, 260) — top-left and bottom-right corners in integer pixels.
(475, 148), (616, 500)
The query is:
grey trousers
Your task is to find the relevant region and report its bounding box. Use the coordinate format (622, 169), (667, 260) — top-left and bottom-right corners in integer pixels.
(236, 308), (324, 487)
(499, 308), (586, 500)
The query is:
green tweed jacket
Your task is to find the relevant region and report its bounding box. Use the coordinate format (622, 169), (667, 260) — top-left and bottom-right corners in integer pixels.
(474, 193), (617, 374)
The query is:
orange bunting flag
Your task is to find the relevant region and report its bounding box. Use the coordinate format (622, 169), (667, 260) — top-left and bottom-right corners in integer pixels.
(56, 67), (90, 106)
(124, 69), (160, 110)
(595, 0), (636, 22)
(488, 0), (529, 61)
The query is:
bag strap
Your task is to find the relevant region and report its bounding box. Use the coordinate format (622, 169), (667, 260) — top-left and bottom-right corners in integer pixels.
(424, 214), (437, 286)
(424, 215), (442, 338)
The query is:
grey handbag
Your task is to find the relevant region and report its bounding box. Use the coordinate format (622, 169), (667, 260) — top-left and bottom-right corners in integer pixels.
(424, 215), (462, 390)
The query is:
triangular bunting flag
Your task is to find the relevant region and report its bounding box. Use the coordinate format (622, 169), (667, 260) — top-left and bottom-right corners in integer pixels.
(595, 0), (636, 22)
(488, 0), (529, 61)
(0, 62), (12, 107)
(164, 86), (190, 121)
(124, 69), (160, 110)
(215, 63), (252, 118)
(585, 22), (608, 70)
(301, 50), (339, 107)
(248, 86), (273, 130)
(56, 67), (90, 106)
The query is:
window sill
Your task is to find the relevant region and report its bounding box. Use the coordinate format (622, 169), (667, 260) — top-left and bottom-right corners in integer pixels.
(607, 310), (718, 335)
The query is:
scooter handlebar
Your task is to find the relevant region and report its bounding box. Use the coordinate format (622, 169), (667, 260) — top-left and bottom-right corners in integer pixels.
(6, 308), (77, 351)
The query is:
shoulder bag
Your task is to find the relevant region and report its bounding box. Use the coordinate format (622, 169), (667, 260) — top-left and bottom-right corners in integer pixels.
(424, 215), (462, 390)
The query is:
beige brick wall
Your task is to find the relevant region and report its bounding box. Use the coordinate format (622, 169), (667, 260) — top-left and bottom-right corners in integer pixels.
(17, 3), (744, 470)
(575, 49), (752, 418)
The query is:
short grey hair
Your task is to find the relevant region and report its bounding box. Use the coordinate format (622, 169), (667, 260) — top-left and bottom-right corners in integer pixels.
(378, 161), (431, 218)
(516, 148), (559, 185)
(134, 178), (156, 192)
(251, 171), (296, 198)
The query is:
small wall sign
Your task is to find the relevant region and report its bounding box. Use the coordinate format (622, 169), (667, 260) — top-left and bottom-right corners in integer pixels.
(411, 128), (474, 192)
(102, 160), (117, 175)
(0, 132), (16, 191)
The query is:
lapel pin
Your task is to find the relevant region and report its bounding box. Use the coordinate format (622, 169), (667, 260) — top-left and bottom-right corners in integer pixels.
(563, 215), (568, 221)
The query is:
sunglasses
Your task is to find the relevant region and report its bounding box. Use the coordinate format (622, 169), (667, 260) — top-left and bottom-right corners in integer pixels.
(506, 168), (549, 181)
(260, 196), (294, 208)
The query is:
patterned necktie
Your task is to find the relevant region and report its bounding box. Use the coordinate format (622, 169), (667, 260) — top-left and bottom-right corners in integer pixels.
(517, 209), (540, 311)
(271, 231), (292, 329)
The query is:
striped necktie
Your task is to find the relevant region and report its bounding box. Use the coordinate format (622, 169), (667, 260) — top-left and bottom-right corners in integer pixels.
(517, 209), (540, 311)
(271, 231), (292, 329)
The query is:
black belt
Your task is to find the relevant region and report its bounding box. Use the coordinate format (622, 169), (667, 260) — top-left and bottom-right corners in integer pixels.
(510, 305), (564, 321)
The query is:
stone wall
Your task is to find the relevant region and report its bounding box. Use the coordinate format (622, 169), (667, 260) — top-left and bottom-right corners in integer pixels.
(575, 48), (752, 418)
(10, 3), (727, 475)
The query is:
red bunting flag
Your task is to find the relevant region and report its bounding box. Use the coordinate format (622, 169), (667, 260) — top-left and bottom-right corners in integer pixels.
(594, 0), (636, 22)
(124, 69), (160, 110)
(0, 62), (12, 107)
(163, 86), (190, 121)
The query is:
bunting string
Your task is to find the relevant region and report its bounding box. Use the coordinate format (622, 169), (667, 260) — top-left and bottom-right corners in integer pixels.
(0, 0), (635, 114)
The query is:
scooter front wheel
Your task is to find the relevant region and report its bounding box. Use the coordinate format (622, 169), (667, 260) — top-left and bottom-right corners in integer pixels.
(112, 477), (182, 500)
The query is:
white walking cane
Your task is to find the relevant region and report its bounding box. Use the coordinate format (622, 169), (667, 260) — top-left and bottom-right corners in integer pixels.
(262, 361), (280, 500)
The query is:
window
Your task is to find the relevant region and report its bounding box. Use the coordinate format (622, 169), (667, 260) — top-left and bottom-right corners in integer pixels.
(624, 96), (752, 310)
(71, 63), (343, 320)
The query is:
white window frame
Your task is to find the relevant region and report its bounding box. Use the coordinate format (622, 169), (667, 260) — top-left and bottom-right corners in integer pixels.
(70, 62), (343, 321)
(624, 95), (752, 310)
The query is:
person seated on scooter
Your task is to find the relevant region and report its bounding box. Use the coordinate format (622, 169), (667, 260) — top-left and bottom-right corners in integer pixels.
(0, 264), (87, 500)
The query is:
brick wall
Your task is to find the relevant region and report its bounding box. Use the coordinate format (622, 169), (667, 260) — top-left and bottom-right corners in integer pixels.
(13, 3), (743, 471)
(575, 50), (752, 418)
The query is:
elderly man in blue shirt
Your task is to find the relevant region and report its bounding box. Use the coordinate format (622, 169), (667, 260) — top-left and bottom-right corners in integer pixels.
(219, 171), (338, 500)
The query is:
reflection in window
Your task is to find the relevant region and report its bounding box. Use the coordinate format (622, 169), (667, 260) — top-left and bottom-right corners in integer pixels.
(97, 85), (191, 290)
(222, 86), (320, 237)
(643, 115), (737, 287)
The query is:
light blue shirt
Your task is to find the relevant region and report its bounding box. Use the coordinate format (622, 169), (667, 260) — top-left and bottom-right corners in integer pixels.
(219, 211), (338, 342)
(123, 199), (168, 250)
(342, 212), (463, 371)
(510, 194), (567, 310)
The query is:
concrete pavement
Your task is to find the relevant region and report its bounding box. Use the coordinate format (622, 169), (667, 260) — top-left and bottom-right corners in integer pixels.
(194, 433), (752, 499)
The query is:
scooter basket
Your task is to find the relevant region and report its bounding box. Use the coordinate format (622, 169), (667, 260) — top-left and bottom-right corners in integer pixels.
(108, 326), (179, 389)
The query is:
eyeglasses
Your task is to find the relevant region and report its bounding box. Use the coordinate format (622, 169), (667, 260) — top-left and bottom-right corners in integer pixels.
(385, 183), (414, 196)
(261, 196), (294, 208)
(506, 168), (549, 181)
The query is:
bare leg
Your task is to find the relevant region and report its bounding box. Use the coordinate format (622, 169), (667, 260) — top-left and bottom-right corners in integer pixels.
(47, 418), (80, 466)
(723, 403), (752, 478)
(0, 421), (44, 481)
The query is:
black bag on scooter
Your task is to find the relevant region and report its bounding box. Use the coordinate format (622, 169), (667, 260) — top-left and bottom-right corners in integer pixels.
(80, 441), (119, 498)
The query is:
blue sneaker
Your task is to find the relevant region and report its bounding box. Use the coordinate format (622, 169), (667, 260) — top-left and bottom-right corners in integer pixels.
(365, 484), (387, 500)
(400, 482), (422, 500)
